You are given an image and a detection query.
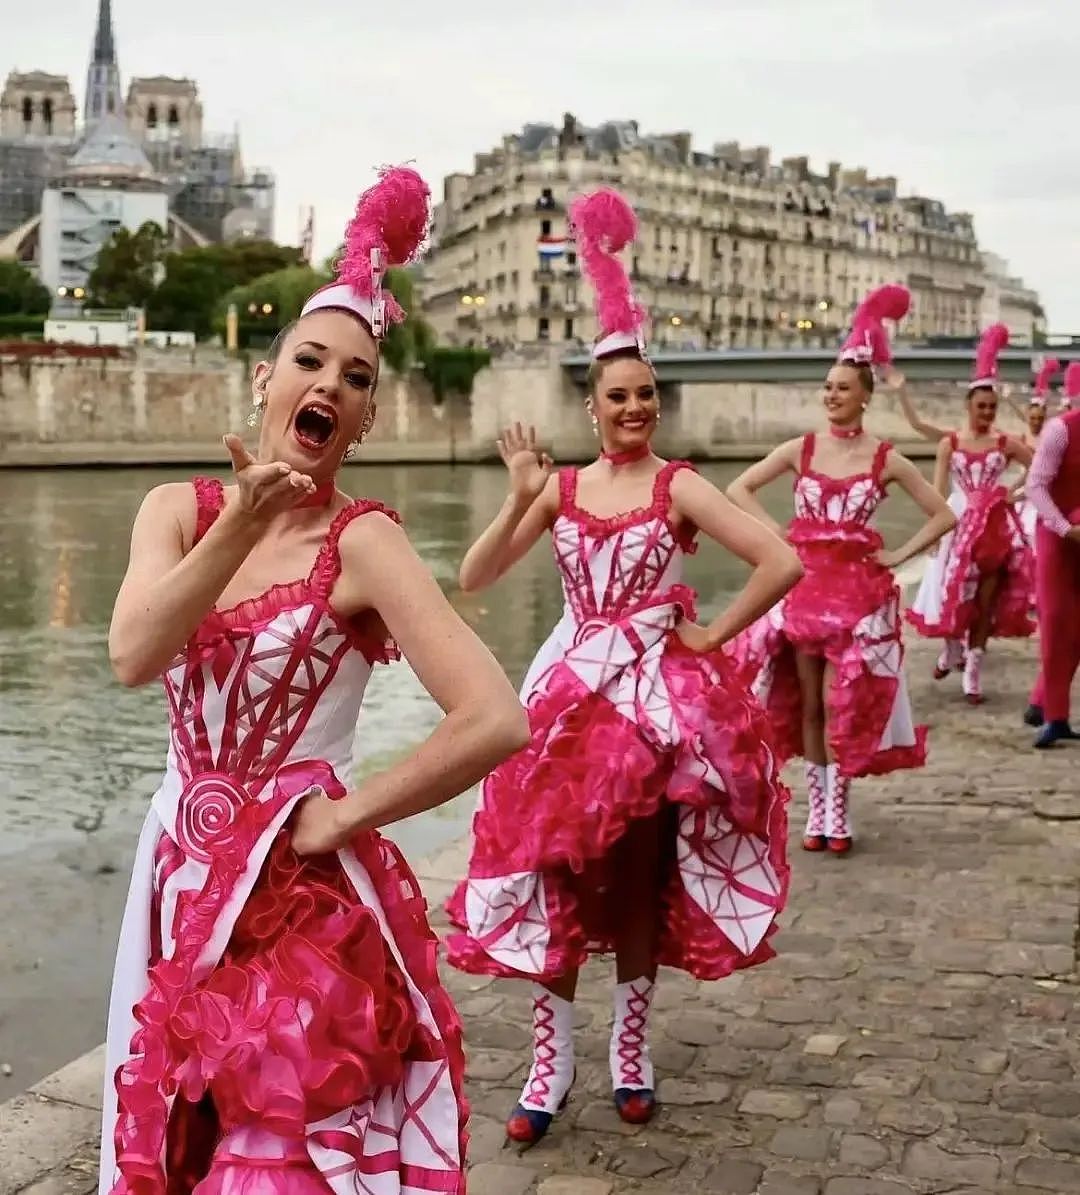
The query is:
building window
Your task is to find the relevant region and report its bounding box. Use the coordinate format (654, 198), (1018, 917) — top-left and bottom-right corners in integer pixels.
(21, 97), (32, 125)
(147, 103), (158, 128)
(539, 285), (550, 306)
(42, 97), (53, 134)
(564, 318), (574, 340)
(566, 250), (576, 267)
(538, 317), (550, 340)
(540, 218), (552, 237)
(168, 105), (180, 126)
(107, 92), (115, 114)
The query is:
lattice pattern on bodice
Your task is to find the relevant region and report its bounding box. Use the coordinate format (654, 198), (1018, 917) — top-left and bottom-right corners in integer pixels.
(793, 435), (890, 527)
(553, 462), (695, 622)
(948, 434), (1009, 496)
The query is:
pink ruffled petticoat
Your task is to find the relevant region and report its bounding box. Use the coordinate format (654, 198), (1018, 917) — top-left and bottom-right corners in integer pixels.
(447, 587), (790, 983)
(906, 487), (1034, 641)
(731, 521), (927, 779)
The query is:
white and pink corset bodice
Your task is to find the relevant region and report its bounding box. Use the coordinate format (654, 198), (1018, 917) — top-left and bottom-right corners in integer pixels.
(553, 461), (697, 623)
(947, 433), (1010, 498)
(151, 478), (399, 869)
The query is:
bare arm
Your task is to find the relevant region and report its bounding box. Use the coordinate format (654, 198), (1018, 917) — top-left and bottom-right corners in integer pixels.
(108, 484), (265, 686)
(884, 370), (950, 443)
(880, 450), (957, 568)
(932, 435), (951, 499)
(108, 437), (316, 686)
(459, 475), (558, 592)
(1004, 435), (1033, 469)
(459, 423), (557, 592)
(672, 470), (803, 649)
(725, 439), (801, 537)
(300, 516), (530, 848)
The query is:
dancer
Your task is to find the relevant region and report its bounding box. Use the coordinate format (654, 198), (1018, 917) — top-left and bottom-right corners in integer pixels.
(99, 168), (529, 1195)
(446, 188), (801, 1145)
(1012, 358), (1056, 547)
(906, 325), (1034, 703)
(728, 285), (955, 855)
(1026, 363), (1080, 745)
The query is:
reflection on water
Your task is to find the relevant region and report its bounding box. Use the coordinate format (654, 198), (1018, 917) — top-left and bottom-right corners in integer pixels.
(0, 462), (929, 859)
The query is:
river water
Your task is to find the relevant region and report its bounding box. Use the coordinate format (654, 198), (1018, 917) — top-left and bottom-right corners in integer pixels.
(0, 462), (927, 859)
(0, 461), (929, 1094)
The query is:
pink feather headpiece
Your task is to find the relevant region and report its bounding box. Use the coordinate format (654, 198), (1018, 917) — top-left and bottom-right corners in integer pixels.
(969, 323), (1010, 390)
(1063, 361), (1080, 406)
(569, 188), (648, 360)
(301, 165), (430, 339)
(1031, 357), (1060, 407)
(837, 284), (910, 368)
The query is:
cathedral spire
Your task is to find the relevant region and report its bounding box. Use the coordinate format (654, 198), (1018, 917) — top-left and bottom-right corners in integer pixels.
(84, 0), (123, 125)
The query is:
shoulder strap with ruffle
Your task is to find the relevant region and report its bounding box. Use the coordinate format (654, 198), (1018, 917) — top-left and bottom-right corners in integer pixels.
(798, 433), (816, 475)
(871, 440), (893, 483)
(310, 499), (403, 600)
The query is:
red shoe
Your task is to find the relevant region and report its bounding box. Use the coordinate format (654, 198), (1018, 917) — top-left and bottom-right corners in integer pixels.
(802, 834), (827, 852)
(614, 1087), (656, 1124)
(827, 836), (853, 855)
(506, 1084), (572, 1146)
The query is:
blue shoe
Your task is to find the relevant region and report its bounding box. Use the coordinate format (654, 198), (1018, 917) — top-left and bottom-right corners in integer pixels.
(1034, 721), (1080, 749)
(506, 1081), (572, 1146)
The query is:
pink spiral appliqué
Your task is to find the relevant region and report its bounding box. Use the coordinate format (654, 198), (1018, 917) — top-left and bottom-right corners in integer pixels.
(177, 773), (248, 863)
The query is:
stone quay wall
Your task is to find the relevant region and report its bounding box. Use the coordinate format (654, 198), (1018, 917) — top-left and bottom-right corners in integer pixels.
(0, 348), (1021, 467)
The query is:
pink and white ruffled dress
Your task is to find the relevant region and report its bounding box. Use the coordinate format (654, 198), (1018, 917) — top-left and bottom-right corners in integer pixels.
(906, 434), (1034, 641)
(447, 460), (790, 984)
(99, 479), (467, 1195)
(730, 435), (927, 779)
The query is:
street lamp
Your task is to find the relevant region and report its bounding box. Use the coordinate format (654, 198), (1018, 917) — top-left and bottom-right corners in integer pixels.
(818, 300), (829, 312)
(261, 303), (273, 316)
(670, 315), (683, 327)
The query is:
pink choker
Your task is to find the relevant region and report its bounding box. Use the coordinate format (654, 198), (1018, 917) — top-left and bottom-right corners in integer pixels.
(601, 444), (651, 466)
(828, 424), (864, 440)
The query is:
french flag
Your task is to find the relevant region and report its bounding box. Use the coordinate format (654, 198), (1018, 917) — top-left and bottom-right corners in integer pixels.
(537, 235), (567, 258)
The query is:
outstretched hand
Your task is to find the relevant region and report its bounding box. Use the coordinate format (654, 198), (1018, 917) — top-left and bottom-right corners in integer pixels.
(496, 423), (554, 505)
(223, 434), (316, 519)
(880, 367), (906, 392)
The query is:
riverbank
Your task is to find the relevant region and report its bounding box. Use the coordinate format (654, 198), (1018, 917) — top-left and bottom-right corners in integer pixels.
(3, 638), (1078, 1194)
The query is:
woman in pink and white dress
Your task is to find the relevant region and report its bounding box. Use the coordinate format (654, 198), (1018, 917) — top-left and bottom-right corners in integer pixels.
(446, 189), (801, 1145)
(98, 169), (528, 1195)
(906, 325), (1034, 703)
(1012, 359), (1055, 547)
(728, 286), (956, 856)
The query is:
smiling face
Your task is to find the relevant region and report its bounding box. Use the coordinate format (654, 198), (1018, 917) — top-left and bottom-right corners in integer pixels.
(588, 353), (659, 453)
(967, 385), (998, 434)
(252, 309), (378, 479)
(822, 363), (871, 428)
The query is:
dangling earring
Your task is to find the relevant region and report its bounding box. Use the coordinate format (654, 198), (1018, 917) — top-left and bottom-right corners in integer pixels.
(860, 401), (868, 411)
(247, 387), (266, 428)
(585, 402), (598, 436)
(346, 407), (375, 458)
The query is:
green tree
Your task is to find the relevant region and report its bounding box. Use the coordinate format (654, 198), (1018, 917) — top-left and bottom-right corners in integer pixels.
(147, 240), (304, 338)
(422, 346), (492, 401)
(219, 265), (331, 341)
(86, 222), (167, 309)
(0, 259), (50, 316)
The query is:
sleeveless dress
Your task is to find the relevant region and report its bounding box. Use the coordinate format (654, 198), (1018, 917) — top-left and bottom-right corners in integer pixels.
(99, 479), (467, 1195)
(731, 435), (927, 779)
(906, 434), (1034, 641)
(446, 460), (790, 983)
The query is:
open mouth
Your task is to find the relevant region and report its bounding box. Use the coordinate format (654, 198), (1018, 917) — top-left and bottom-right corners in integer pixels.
(293, 402), (338, 451)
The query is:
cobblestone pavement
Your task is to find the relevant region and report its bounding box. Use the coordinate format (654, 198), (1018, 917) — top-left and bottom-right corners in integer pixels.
(8, 640), (1079, 1194)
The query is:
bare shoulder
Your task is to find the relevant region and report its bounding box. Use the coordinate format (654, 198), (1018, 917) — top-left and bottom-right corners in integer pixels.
(337, 504), (412, 560)
(135, 481), (198, 536)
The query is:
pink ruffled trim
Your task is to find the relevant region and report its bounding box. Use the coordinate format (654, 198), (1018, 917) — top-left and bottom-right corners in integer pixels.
(447, 632), (790, 982)
(731, 546), (922, 779)
(559, 460), (699, 552)
(905, 488), (1034, 641)
(188, 479), (403, 667)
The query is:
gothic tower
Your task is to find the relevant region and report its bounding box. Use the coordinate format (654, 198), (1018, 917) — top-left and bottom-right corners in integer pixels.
(84, 0), (123, 124)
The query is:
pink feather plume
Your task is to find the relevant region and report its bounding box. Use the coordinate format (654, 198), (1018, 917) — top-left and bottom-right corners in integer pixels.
(839, 284), (911, 366)
(972, 322), (1010, 382)
(1064, 361), (1080, 400)
(338, 166), (430, 327)
(1033, 357), (1060, 397)
(569, 188), (645, 339)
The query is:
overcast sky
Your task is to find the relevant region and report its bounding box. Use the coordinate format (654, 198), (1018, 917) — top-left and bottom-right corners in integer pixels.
(8, 0), (1080, 329)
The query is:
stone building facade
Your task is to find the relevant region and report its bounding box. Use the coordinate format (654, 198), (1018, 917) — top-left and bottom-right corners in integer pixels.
(421, 114), (1042, 352)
